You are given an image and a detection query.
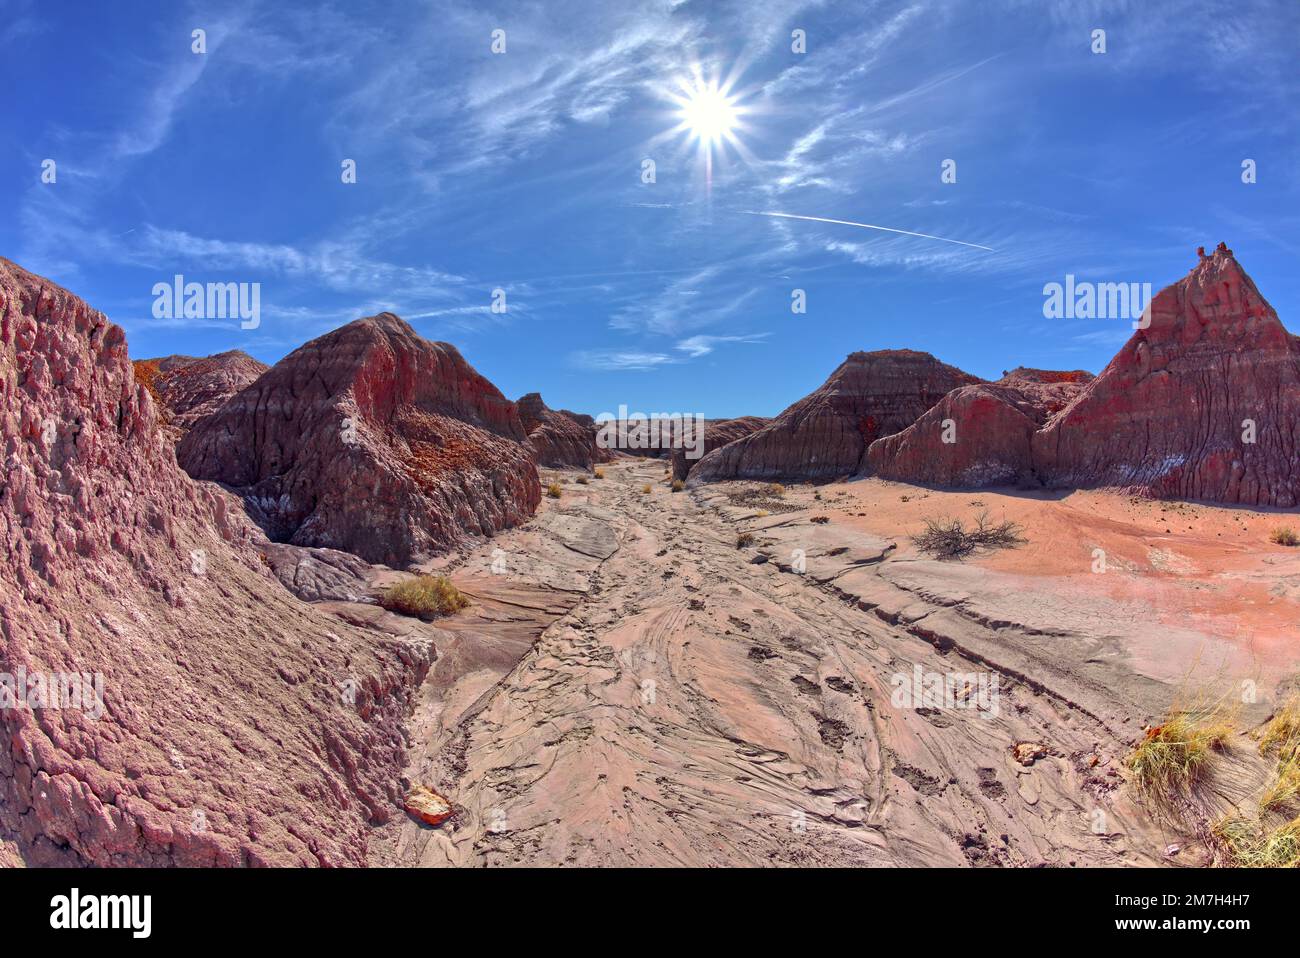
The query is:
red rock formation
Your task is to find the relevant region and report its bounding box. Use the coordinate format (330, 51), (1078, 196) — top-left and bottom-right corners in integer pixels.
(690, 350), (980, 483)
(178, 314), (540, 566)
(866, 369), (1092, 487)
(517, 392), (611, 470)
(671, 416), (769, 482)
(0, 258), (432, 866)
(132, 350), (267, 435)
(1034, 245), (1300, 506)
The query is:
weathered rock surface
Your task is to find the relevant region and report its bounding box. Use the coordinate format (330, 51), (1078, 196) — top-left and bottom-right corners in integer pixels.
(670, 416), (769, 482)
(0, 258), (433, 866)
(1034, 245), (1300, 506)
(866, 368), (1091, 487)
(517, 392), (611, 470)
(133, 350), (268, 436)
(178, 313), (540, 566)
(690, 350), (980, 484)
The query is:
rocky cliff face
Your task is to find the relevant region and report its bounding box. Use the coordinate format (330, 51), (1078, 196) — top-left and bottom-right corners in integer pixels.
(1034, 245), (1300, 505)
(133, 350), (268, 435)
(866, 369), (1091, 487)
(689, 350), (980, 483)
(178, 314), (540, 566)
(670, 416), (769, 482)
(0, 258), (432, 866)
(517, 392), (611, 470)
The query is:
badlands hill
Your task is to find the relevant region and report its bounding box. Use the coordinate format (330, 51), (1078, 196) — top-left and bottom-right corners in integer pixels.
(0, 258), (435, 866)
(690, 350), (980, 483)
(178, 314), (540, 566)
(517, 391), (611, 470)
(133, 350), (268, 436)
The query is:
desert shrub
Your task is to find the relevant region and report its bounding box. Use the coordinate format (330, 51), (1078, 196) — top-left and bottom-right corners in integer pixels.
(546, 481), (562, 498)
(641, 484), (652, 494)
(576, 476), (590, 485)
(671, 479), (685, 492)
(736, 531), (755, 548)
(593, 468), (605, 479)
(910, 512), (1024, 560)
(767, 483), (786, 497)
(380, 575), (469, 620)
(1270, 526), (1299, 547)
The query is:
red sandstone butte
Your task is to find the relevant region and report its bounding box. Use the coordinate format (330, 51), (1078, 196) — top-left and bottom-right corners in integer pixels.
(671, 416), (769, 482)
(517, 391), (611, 470)
(866, 368), (1092, 488)
(1034, 244), (1300, 506)
(133, 350), (268, 436)
(0, 258), (433, 866)
(689, 350), (980, 483)
(178, 313), (540, 566)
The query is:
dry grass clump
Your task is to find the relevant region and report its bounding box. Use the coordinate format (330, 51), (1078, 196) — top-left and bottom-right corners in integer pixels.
(1259, 697), (1300, 762)
(1125, 705), (1234, 801)
(380, 575), (470, 620)
(767, 483), (786, 497)
(576, 475), (590, 485)
(1270, 526), (1300, 546)
(546, 481), (562, 498)
(593, 468), (605, 479)
(911, 512), (1024, 560)
(1259, 756), (1300, 813)
(671, 479), (685, 492)
(736, 531), (755, 549)
(1212, 814), (1300, 868)
(641, 484), (652, 494)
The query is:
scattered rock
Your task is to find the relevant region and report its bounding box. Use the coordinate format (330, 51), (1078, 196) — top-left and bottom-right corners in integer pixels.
(403, 785), (454, 827)
(1012, 742), (1049, 766)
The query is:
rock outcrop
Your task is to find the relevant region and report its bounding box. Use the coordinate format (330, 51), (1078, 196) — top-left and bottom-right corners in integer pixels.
(517, 392), (611, 470)
(670, 416), (769, 482)
(133, 350), (268, 436)
(1034, 245), (1300, 506)
(178, 314), (540, 566)
(689, 350), (980, 483)
(0, 258), (433, 866)
(866, 368), (1091, 487)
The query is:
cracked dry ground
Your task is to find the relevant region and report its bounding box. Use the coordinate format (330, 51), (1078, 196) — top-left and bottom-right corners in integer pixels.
(372, 460), (1175, 867)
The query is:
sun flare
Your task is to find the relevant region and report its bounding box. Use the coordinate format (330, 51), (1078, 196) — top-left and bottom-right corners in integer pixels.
(679, 84), (739, 145)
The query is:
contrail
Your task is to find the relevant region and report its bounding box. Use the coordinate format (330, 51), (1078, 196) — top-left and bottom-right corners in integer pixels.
(743, 211), (996, 252)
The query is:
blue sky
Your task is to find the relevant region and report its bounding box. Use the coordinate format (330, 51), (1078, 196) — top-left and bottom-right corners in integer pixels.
(4, 0), (1297, 417)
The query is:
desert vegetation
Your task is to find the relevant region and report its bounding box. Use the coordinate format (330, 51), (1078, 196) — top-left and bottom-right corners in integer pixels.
(546, 481), (563, 498)
(910, 512), (1025, 560)
(1270, 526), (1299, 546)
(380, 575), (470, 620)
(1125, 705), (1233, 801)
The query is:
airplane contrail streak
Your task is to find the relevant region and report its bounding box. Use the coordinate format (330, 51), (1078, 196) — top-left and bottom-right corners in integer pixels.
(743, 210), (997, 252)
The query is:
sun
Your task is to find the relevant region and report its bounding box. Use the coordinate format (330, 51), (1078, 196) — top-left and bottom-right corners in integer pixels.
(656, 68), (754, 187)
(678, 83), (739, 146)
